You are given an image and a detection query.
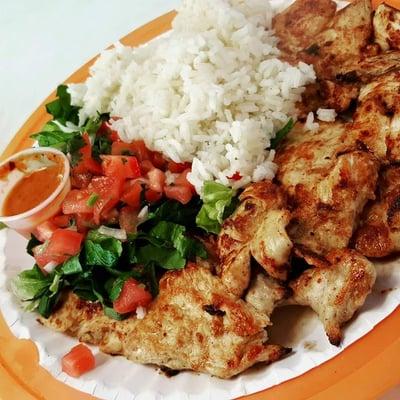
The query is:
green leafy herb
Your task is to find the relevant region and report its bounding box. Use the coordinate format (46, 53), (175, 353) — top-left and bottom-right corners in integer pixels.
(0, 222), (7, 230)
(84, 232), (123, 267)
(11, 265), (50, 301)
(31, 122), (85, 166)
(270, 118), (294, 149)
(61, 255), (83, 275)
(86, 193), (99, 207)
(45, 85), (80, 125)
(196, 181), (235, 234)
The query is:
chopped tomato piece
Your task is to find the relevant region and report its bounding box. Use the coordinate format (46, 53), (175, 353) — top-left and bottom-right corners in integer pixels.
(164, 185), (193, 204)
(227, 171), (242, 181)
(167, 161), (191, 173)
(46, 229), (83, 257)
(71, 172), (92, 189)
(119, 206), (139, 233)
(73, 133), (102, 175)
(140, 160), (154, 175)
(147, 168), (166, 192)
(150, 151), (167, 169)
(61, 343), (95, 378)
(121, 180), (143, 209)
(111, 140), (150, 161)
(174, 169), (195, 193)
(88, 176), (123, 224)
(32, 244), (66, 268)
(75, 213), (95, 233)
(98, 121), (120, 142)
(32, 229), (83, 268)
(51, 214), (73, 228)
(34, 220), (58, 242)
(145, 189), (162, 203)
(113, 278), (152, 314)
(101, 155), (141, 180)
(62, 190), (93, 215)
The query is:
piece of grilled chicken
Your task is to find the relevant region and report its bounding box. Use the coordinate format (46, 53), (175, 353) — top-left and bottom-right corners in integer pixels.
(374, 3), (400, 51)
(275, 122), (379, 258)
(290, 249), (376, 345)
(275, 0), (400, 116)
(217, 181), (292, 297)
(355, 165), (400, 257)
(39, 263), (289, 378)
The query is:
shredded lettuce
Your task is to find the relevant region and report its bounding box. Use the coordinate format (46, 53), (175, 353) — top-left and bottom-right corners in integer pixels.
(196, 181), (236, 234)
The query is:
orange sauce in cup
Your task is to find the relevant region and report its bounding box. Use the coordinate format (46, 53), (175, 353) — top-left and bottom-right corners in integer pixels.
(1, 156), (64, 217)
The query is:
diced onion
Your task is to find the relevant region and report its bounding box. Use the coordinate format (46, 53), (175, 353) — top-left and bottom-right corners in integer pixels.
(136, 306), (147, 320)
(137, 206), (149, 225)
(43, 261), (58, 274)
(98, 226), (127, 241)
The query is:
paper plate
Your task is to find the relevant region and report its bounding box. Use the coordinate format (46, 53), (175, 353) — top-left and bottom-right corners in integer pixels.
(1, 8), (400, 400)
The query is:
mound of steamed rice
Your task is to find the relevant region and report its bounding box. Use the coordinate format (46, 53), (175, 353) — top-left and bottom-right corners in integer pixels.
(68, 0), (316, 195)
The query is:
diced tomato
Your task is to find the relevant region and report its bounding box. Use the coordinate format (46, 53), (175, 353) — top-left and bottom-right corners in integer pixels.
(61, 343), (95, 378)
(121, 180), (143, 209)
(98, 121), (120, 142)
(167, 161), (191, 173)
(101, 155), (141, 180)
(71, 172), (92, 189)
(150, 151), (167, 170)
(32, 244), (66, 268)
(62, 190), (93, 215)
(227, 171), (242, 181)
(51, 214), (73, 228)
(34, 220), (58, 242)
(75, 213), (95, 233)
(140, 160), (154, 175)
(73, 134), (102, 175)
(145, 189), (163, 203)
(113, 278), (152, 314)
(88, 176), (124, 224)
(111, 140), (150, 161)
(174, 169), (195, 193)
(119, 206), (139, 233)
(147, 168), (166, 192)
(164, 185), (193, 204)
(32, 229), (83, 268)
(46, 229), (83, 257)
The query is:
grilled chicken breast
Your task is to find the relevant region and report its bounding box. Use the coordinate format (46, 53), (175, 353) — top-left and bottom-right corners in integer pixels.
(272, 0), (336, 55)
(40, 264), (289, 378)
(245, 273), (289, 317)
(275, 122), (379, 256)
(299, 0), (372, 80)
(218, 181), (292, 296)
(374, 3), (400, 51)
(355, 165), (400, 257)
(290, 249), (376, 345)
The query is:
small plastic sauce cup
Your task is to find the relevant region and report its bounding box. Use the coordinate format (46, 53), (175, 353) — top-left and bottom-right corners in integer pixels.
(0, 147), (70, 237)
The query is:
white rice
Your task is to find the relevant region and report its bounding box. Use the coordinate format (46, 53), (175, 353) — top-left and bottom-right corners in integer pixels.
(304, 112), (320, 133)
(68, 0), (316, 194)
(317, 108), (337, 122)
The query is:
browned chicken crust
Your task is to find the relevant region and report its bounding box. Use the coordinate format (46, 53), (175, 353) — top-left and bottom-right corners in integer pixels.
(374, 3), (400, 51)
(349, 71), (400, 162)
(290, 249), (376, 345)
(355, 165), (400, 257)
(272, 0), (336, 55)
(276, 122), (379, 256)
(218, 181), (292, 296)
(299, 0), (373, 80)
(39, 264), (289, 378)
(245, 273), (289, 317)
